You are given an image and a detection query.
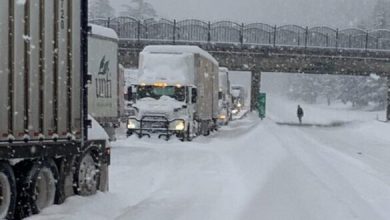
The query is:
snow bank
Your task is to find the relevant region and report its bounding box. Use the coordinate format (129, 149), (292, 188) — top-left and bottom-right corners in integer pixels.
(219, 67), (229, 73)
(89, 24), (118, 41)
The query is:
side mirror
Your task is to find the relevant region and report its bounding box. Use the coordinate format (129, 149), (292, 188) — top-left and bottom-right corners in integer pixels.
(191, 88), (197, 103)
(218, 91), (223, 100)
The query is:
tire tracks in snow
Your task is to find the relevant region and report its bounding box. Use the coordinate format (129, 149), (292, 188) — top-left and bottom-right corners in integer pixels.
(263, 122), (390, 220)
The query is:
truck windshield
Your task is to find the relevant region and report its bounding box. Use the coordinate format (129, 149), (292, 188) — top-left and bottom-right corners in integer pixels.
(137, 86), (186, 102)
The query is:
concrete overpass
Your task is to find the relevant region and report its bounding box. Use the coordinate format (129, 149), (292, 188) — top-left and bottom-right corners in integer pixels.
(118, 41), (390, 120)
(90, 17), (390, 120)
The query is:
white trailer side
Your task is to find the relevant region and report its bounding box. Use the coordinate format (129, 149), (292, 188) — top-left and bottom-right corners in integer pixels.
(195, 55), (219, 121)
(88, 25), (119, 139)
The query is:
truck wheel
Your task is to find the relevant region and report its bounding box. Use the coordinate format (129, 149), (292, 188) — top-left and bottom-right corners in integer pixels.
(76, 152), (100, 196)
(23, 160), (58, 214)
(0, 163), (16, 219)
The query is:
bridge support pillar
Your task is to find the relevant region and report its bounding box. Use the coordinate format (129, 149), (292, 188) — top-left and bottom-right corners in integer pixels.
(387, 77), (390, 121)
(250, 71), (261, 112)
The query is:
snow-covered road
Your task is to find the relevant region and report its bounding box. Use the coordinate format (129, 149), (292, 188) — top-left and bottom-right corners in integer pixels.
(29, 95), (390, 220)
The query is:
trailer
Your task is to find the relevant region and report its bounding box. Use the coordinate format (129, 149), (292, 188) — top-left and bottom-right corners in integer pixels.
(0, 1), (110, 219)
(126, 46), (219, 141)
(88, 24), (120, 141)
(217, 67), (233, 125)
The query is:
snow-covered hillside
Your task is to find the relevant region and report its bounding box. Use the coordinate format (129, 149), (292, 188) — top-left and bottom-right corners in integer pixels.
(29, 95), (390, 220)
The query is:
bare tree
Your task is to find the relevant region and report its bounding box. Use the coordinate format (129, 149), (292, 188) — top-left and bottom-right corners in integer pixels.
(373, 0), (390, 29)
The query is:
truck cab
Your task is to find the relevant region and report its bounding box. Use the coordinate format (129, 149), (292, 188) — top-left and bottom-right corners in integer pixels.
(127, 83), (198, 141)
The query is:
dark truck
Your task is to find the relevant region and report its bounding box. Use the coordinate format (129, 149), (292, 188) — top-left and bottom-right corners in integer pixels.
(0, 1), (110, 219)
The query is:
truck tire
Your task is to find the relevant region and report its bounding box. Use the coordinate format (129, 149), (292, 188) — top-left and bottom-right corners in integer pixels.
(75, 151), (100, 196)
(0, 163), (16, 219)
(202, 121), (211, 136)
(22, 160), (58, 215)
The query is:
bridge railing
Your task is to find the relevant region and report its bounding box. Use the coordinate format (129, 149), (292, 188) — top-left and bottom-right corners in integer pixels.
(90, 17), (390, 51)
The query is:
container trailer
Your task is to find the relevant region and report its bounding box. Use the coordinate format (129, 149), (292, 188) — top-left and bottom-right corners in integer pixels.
(0, 1), (110, 218)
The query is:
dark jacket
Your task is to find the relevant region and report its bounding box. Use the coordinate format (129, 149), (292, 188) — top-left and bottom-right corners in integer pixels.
(297, 107), (304, 117)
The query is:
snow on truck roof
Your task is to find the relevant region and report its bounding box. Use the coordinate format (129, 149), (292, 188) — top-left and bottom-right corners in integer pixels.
(219, 67), (229, 72)
(142, 45), (218, 65)
(138, 46), (219, 85)
(138, 52), (196, 85)
(89, 24), (118, 40)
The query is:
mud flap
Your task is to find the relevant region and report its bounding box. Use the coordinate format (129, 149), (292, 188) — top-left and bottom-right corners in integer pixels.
(56, 156), (77, 204)
(99, 163), (109, 192)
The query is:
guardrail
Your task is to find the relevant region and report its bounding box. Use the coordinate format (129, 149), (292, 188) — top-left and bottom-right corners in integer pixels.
(90, 17), (390, 51)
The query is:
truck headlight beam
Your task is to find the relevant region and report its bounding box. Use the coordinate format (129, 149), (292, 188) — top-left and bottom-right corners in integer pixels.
(174, 121), (185, 131)
(127, 119), (137, 129)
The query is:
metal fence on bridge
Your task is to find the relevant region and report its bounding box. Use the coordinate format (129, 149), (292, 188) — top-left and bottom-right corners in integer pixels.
(90, 17), (390, 50)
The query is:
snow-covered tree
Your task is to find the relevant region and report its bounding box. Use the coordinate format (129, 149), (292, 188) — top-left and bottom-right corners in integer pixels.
(119, 0), (157, 20)
(89, 0), (115, 20)
(287, 74), (321, 104)
(286, 74), (386, 109)
(372, 0), (390, 29)
(358, 0), (390, 29)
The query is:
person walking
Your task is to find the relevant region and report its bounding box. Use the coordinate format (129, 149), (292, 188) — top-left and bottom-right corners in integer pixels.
(297, 105), (304, 124)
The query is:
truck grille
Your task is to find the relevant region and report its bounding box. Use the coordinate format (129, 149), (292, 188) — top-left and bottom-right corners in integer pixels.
(141, 116), (169, 130)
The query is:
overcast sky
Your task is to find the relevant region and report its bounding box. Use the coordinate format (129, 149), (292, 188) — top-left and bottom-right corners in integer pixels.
(111, 0), (375, 28)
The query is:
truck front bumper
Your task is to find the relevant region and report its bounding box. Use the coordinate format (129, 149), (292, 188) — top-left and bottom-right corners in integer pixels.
(127, 116), (186, 139)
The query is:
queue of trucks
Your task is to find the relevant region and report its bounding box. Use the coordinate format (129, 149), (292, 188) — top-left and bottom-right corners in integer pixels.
(0, 1), (243, 218)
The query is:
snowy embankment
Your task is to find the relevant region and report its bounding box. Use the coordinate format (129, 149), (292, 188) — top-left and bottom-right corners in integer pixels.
(29, 95), (390, 220)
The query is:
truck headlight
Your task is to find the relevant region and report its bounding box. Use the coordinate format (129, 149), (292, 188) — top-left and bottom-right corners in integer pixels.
(237, 103), (242, 108)
(127, 119), (138, 129)
(219, 114), (226, 120)
(173, 121), (185, 131)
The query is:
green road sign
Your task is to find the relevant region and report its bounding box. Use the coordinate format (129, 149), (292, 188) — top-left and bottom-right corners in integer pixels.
(257, 93), (266, 119)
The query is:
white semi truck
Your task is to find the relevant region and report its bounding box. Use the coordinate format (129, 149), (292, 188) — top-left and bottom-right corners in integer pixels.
(88, 24), (120, 141)
(126, 46), (219, 141)
(217, 67), (233, 125)
(0, 1), (110, 219)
